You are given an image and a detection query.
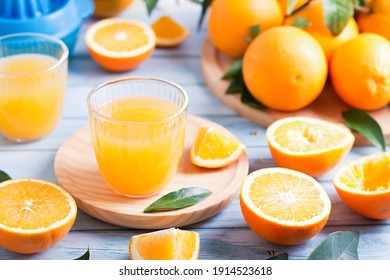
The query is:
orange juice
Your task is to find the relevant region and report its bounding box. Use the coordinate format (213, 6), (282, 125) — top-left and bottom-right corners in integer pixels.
(90, 96), (187, 197)
(0, 54), (67, 141)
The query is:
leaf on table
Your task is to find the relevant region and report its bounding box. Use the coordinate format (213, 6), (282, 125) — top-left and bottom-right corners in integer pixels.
(322, 0), (354, 36)
(222, 59), (243, 80)
(74, 247), (90, 260)
(0, 170), (11, 183)
(342, 108), (386, 152)
(144, 0), (159, 15)
(144, 187), (212, 213)
(267, 252), (289, 260)
(291, 16), (312, 29)
(308, 231), (359, 260)
(197, 0), (213, 30)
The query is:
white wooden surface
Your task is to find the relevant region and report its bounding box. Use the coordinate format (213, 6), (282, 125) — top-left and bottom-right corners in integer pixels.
(1, 0), (390, 260)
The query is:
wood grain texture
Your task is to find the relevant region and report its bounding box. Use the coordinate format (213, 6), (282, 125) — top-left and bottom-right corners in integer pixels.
(54, 115), (249, 229)
(1, 0), (390, 260)
(201, 37), (390, 146)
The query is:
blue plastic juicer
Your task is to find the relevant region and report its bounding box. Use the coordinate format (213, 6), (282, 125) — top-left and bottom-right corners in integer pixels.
(0, 0), (95, 55)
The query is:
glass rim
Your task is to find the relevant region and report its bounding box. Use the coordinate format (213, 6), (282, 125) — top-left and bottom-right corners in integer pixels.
(87, 76), (189, 125)
(0, 32), (69, 76)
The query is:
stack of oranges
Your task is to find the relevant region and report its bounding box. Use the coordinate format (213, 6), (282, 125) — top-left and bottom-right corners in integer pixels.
(208, 0), (390, 246)
(208, 0), (390, 112)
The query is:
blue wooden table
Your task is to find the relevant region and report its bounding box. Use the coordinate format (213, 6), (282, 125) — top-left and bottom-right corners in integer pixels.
(0, 0), (389, 260)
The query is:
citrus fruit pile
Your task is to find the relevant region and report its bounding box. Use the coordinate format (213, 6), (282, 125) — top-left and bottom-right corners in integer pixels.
(206, 0), (390, 245)
(208, 0), (390, 111)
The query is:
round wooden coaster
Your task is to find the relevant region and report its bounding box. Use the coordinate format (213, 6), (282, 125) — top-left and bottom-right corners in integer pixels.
(54, 115), (249, 229)
(201, 37), (390, 146)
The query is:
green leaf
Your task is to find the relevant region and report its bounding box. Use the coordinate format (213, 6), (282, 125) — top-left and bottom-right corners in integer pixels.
(226, 76), (243, 94)
(241, 84), (266, 109)
(308, 231), (359, 260)
(222, 59), (243, 80)
(249, 24), (261, 39)
(74, 247), (90, 260)
(322, 0), (354, 36)
(144, 187), (212, 213)
(342, 109), (386, 152)
(267, 252), (289, 260)
(0, 170), (11, 183)
(144, 0), (159, 15)
(197, 0), (213, 30)
(291, 16), (312, 29)
(287, 0), (299, 15)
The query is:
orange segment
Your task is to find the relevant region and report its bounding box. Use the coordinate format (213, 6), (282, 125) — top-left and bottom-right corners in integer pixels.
(85, 18), (156, 72)
(266, 117), (355, 177)
(240, 167), (331, 245)
(152, 16), (191, 47)
(0, 179), (77, 254)
(190, 125), (246, 168)
(334, 152), (390, 220)
(128, 228), (200, 260)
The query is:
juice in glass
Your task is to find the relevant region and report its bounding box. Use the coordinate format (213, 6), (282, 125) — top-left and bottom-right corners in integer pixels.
(88, 77), (188, 197)
(0, 33), (68, 142)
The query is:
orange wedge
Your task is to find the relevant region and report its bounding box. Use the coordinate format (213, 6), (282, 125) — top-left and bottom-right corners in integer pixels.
(191, 125), (246, 168)
(0, 179), (77, 254)
(266, 117), (355, 177)
(151, 15), (191, 47)
(128, 228), (200, 260)
(240, 167), (331, 245)
(85, 18), (156, 72)
(334, 152), (390, 220)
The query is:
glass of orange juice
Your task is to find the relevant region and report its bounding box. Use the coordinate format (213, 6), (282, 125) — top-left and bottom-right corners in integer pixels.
(0, 33), (68, 142)
(87, 77), (189, 197)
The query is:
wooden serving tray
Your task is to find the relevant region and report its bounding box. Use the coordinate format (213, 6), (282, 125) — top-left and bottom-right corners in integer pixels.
(201, 37), (390, 146)
(54, 115), (249, 229)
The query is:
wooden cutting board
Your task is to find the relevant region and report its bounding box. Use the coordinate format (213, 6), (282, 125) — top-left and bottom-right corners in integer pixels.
(201, 37), (390, 146)
(54, 115), (249, 229)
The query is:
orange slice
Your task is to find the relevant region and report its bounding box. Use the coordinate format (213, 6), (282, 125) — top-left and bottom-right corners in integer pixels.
(151, 15), (190, 47)
(85, 18), (156, 72)
(0, 179), (77, 254)
(334, 152), (390, 220)
(128, 228), (200, 260)
(266, 117), (355, 177)
(190, 125), (246, 168)
(240, 167), (331, 245)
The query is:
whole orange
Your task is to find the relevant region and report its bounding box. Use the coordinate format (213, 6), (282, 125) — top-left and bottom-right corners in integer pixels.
(208, 0), (283, 58)
(358, 0), (390, 41)
(330, 33), (390, 110)
(284, 0), (359, 63)
(242, 26), (328, 111)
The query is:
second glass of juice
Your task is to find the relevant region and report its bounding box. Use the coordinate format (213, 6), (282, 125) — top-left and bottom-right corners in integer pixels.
(88, 77), (188, 197)
(0, 33), (68, 142)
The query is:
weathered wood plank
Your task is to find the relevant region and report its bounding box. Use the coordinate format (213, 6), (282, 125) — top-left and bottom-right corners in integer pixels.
(0, 225), (388, 260)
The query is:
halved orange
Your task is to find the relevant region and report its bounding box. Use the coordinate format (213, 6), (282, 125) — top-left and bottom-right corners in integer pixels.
(334, 152), (390, 220)
(128, 228), (200, 260)
(85, 18), (156, 72)
(0, 179), (77, 254)
(266, 117), (355, 177)
(191, 125), (246, 168)
(240, 167), (331, 245)
(151, 15), (191, 47)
